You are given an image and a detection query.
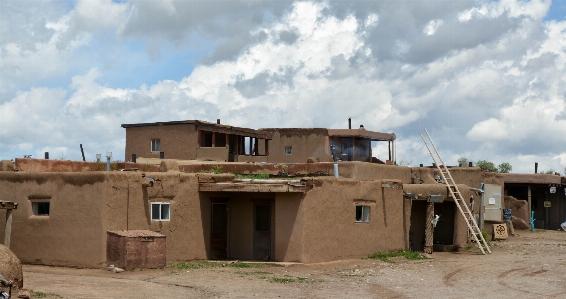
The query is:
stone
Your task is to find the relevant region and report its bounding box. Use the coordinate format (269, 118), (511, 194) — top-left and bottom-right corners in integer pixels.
(112, 267), (125, 273)
(17, 290), (30, 299)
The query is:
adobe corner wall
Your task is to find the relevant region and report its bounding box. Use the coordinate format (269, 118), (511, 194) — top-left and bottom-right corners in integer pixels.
(0, 172), (108, 268)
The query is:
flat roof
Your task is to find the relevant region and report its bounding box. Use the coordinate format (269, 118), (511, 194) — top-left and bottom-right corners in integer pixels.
(501, 173), (563, 185)
(121, 120), (272, 139)
(259, 128), (396, 141)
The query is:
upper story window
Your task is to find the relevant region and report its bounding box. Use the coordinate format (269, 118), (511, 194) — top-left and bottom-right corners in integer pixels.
(359, 146), (367, 157)
(151, 202), (170, 221)
(355, 205), (370, 223)
(151, 139), (161, 152)
(285, 146), (292, 155)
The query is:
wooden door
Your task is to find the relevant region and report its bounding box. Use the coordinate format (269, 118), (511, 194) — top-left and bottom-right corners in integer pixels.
(211, 203), (227, 259)
(253, 204), (271, 260)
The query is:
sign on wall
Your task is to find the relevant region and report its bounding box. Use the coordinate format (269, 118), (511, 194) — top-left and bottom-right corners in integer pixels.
(544, 201), (551, 208)
(550, 187), (556, 194)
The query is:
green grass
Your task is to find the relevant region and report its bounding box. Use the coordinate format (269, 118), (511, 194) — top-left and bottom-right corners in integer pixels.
(271, 276), (295, 283)
(367, 250), (428, 263)
(31, 291), (63, 298)
(171, 261), (271, 269)
(235, 173), (270, 179)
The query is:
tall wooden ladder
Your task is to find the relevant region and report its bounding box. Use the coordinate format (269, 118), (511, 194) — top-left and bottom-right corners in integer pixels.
(421, 129), (491, 254)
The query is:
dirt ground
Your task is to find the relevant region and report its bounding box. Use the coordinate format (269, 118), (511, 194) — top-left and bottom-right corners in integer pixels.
(18, 229), (566, 299)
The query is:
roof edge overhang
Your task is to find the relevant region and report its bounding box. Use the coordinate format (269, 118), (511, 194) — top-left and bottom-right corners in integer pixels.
(121, 120), (272, 139)
(328, 129), (396, 141)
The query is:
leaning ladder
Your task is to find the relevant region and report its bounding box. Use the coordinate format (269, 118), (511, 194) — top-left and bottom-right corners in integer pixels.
(421, 129), (491, 254)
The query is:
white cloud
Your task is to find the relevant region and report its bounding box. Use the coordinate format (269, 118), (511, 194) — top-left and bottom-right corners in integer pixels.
(423, 20), (443, 36)
(1, 0), (565, 175)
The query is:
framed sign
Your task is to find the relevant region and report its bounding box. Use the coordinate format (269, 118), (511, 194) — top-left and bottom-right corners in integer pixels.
(550, 187), (556, 194)
(544, 201), (551, 208)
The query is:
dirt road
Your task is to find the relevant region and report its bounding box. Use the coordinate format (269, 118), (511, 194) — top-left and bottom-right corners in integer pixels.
(22, 230), (566, 298)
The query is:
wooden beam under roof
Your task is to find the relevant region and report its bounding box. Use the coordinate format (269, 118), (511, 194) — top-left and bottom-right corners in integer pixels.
(199, 182), (307, 193)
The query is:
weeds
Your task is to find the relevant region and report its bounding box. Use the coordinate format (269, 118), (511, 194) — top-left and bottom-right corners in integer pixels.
(171, 261), (271, 270)
(271, 276), (295, 283)
(367, 250), (428, 263)
(31, 291), (63, 298)
(235, 173), (270, 179)
(212, 164), (223, 174)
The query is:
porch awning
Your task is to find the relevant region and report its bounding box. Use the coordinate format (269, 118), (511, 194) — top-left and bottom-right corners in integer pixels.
(199, 179), (306, 193)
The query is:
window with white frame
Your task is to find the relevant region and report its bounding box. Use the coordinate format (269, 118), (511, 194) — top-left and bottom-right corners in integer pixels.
(32, 201), (50, 216)
(151, 202), (170, 221)
(285, 146), (292, 155)
(151, 139), (161, 152)
(355, 205), (370, 222)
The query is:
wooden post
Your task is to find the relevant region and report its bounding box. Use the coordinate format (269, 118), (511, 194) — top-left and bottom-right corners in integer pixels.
(265, 139), (269, 156)
(388, 141), (392, 161)
(197, 130), (202, 147)
(211, 132), (216, 147)
(254, 138), (259, 155)
(249, 137), (252, 156)
(528, 186), (532, 229)
(226, 134), (230, 149)
(424, 202), (434, 254)
(4, 209), (12, 248)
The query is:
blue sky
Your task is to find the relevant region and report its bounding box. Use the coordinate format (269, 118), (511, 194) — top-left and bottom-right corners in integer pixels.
(1, 0), (566, 174)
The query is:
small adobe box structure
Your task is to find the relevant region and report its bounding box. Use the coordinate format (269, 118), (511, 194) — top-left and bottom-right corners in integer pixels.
(107, 230), (166, 270)
(122, 120), (272, 163)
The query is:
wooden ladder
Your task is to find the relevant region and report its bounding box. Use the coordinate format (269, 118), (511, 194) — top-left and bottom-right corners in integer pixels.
(421, 129), (491, 254)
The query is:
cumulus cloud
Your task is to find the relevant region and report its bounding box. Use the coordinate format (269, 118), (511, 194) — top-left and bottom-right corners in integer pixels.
(1, 0), (565, 174)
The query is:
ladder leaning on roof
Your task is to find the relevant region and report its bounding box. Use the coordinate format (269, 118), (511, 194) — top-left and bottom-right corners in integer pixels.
(420, 129), (491, 255)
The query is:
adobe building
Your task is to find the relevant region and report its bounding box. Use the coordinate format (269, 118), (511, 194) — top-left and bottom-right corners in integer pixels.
(122, 120), (272, 163)
(0, 162), (408, 267)
(122, 119), (396, 165)
(260, 126), (396, 164)
(0, 158), (509, 268)
(502, 173), (566, 230)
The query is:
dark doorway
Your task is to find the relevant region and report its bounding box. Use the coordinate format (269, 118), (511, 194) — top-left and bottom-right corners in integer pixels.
(253, 204), (271, 260)
(211, 202), (228, 259)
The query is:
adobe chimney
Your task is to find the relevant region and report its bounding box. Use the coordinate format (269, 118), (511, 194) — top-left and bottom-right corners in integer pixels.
(217, 119), (220, 124)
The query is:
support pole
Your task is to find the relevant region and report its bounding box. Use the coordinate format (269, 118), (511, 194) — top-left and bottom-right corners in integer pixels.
(528, 186), (532, 229)
(249, 137), (252, 156)
(80, 144), (86, 162)
(424, 202), (434, 254)
(4, 209), (12, 248)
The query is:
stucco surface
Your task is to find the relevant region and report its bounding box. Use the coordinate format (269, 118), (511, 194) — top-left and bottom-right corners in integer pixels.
(299, 178), (405, 263)
(0, 172), (107, 267)
(125, 123), (198, 161)
(265, 130), (331, 163)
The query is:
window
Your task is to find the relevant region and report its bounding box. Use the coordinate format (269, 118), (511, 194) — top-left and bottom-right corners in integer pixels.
(359, 146), (367, 157)
(151, 139), (161, 152)
(151, 202), (170, 221)
(355, 205), (370, 222)
(341, 143), (348, 154)
(32, 202), (50, 216)
(285, 146), (292, 155)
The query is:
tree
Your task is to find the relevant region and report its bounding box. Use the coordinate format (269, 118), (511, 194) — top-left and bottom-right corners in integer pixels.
(497, 162), (512, 173)
(457, 157), (469, 167)
(543, 169), (555, 175)
(476, 160), (497, 172)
